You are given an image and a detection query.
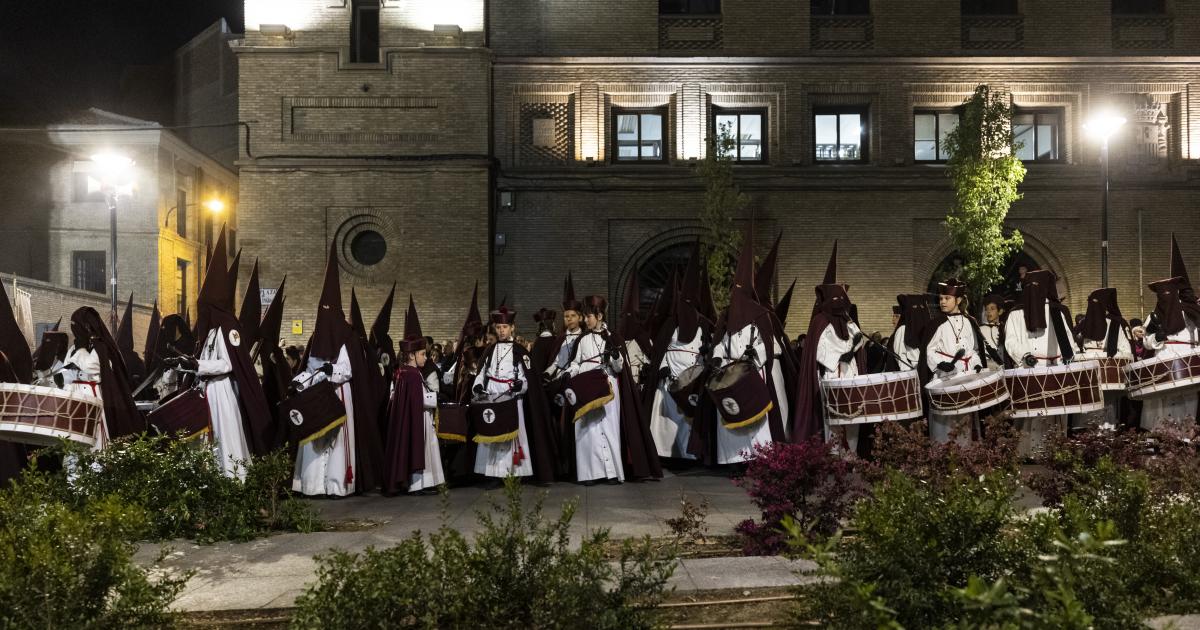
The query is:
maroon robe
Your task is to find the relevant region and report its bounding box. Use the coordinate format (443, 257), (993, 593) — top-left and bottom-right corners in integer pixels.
(382, 365), (427, 494)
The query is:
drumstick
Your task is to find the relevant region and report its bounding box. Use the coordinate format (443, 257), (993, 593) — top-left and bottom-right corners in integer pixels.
(862, 335), (916, 370)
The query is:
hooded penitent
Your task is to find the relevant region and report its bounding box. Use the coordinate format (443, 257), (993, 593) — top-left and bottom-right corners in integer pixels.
(1079, 287), (1129, 358)
(1172, 234), (1196, 305)
(0, 280), (33, 485)
(618, 269), (650, 353)
(530, 307), (559, 378)
(895, 294), (932, 350)
(370, 283), (397, 375)
(258, 277), (291, 451)
(304, 241), (384, 493)
(383, 295), (429, 493)
(1010, 269), (1075, 363)
(143, 302), (161, 376)
(70, 306), (145, 439)
(192, 228), (274, 456)
(776, 279), (797, 329)
(1150, 276), (1200, 337)
(114, 293), (146, 385)
(239, 259), (262, 352)
(755, 232), (782, 308)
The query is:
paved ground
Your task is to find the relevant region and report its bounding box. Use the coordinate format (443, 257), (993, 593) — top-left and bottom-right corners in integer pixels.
(137, 467), (821, 612)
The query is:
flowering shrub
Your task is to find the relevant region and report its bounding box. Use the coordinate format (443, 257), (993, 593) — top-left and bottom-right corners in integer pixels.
(733, 438), (865, 555)
(862, 413), (1020, 487)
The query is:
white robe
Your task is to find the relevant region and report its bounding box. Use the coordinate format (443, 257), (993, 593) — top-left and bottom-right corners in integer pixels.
(546, 330), (582, 380)
(980, 323), (1003, 364)
(408, 370), (445, 492)
(1003, 305), (1076, 456)
(890, 325), (921, 372)
(64, 347), (109, 450)
(650, 327), (703, 459)
(566, 329), (625, 482)
(1141, 314), (1200, 430)
(624, 339), (649, 386)
(924, 315), (985, 444)
(1074, 319), (1133, 428)
(291, 346), (357, 496)
(815, 320), (865, 452)
(196, 327), (252, 480)
(712, 323), (778, 464)
(473, 341), (534, 478)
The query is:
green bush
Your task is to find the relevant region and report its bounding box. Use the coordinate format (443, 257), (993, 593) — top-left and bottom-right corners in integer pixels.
(291, 478), (676, 630)
(0, 469), (188, 628)
(56, 435), (319, 543)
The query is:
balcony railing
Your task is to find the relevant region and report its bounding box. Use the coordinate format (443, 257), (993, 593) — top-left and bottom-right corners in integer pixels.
(658, 15), (723, 51)
(811, 15), (874, 51)
(961, 15), (1023, 50)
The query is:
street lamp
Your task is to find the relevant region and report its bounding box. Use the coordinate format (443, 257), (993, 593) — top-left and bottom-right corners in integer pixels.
(164, 198), (226, 229)
(90, 152), (135, 331)
(1084, 112), (1126, 289)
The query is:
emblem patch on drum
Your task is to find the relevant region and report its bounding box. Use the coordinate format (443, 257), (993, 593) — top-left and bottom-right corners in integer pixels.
(289, 409), (304, 426)
(687, 394), (699, 408)
(721, 398), (740, 416)
(482, 408), (496, 424)
(229, 330), (241, 347)
(380, 354), (391, 366)
(564, 389), (577, 405)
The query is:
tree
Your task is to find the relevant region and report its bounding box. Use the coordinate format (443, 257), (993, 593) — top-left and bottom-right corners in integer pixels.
(941, 85), (1026, 303)
(698, 122), (749, 310)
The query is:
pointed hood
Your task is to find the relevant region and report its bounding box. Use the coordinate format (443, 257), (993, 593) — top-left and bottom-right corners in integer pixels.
(309, 239), (349, 360)
(225, 249), (242, 313)
(1172, 234), (1196, 304)
(727, 229), (769, 334)
(1079, 287), (1128, 358)
(896, 294), (932, 348)
(143, 301), (161, 371)
(1017, 269), (1056, 331)
(775, 279), (797, 327)
(459, 281), (484, 344)
(823, 240), (838, 286)
(349, 288), (368, 343)
(193, 227), (231, 347)
(618, 268), (644, 341)
(755, 232), (782, 306)
(400, 294), (426, 353)
(676, 242), (703, 343)
(1149, 276), (1200, 337)
(0, 279), (32, 383)
(259, 276), (286, 350)
(239, 259), (262, 350)
(698, 265), (717, 324)
(115, 293), (145, 381)
(562, 272), (583, 314)
(370, 283), (397, 365)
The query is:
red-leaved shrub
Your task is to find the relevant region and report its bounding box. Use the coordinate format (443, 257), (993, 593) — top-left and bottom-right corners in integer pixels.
(861, 414), (1021, 487)
(733, 439), (865, 556)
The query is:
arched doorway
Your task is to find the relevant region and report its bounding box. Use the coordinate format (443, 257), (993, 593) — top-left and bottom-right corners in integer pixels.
(926, 249), (1042, 298)
(635, 242), (693, 314)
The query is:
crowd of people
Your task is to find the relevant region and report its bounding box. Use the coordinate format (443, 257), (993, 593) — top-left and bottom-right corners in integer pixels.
(0, 228), (1196, 496)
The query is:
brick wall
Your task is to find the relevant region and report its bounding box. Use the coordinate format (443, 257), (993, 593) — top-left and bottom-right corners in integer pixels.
(2, 273), (156, 351)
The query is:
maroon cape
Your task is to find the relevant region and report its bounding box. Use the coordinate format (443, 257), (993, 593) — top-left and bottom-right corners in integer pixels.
(200, 308), (276, 456)
(382, 365), (426, 494)
(791, 311), (866, 442)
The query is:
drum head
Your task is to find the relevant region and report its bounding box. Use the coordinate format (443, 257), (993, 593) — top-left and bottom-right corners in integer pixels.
(708, 361), (752, 391)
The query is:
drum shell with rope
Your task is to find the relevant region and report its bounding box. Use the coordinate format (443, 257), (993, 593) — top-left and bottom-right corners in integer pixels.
(436, 402), (469, 443)
(1004, 360), (1104, 418)
(668, 365), (708, 416)
(562, 368), (614, 422)
(1095, 357), (1131, 391)
(0, 383), (103, 447)
(278, 380), (347, 447)
(1124, 349), (1200, 400)
(470, 395), (521, 443)
(926, 369), (1009, 416)
(706, 361), (773, 429)
(821, 369), (925, 425)
(148, 387), (212, 441)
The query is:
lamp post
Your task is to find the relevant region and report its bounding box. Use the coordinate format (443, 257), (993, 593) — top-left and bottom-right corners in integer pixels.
(1084, 113), (1126, 289)
(90, 153), (135, 331)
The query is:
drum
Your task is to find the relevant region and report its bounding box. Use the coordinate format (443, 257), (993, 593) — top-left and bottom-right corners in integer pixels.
(1004, 361), (1104, 418)
(470, 395), (521, 444)
(821, 370), (925, 425)
(148, 388), (211, 441)
(1096, 357), (1131, 391)
(563, 369), (613, 422)
(0, 383), (102, 447)
(926, 369), (1009, 415)
(706, 361), (773, 429)
(1124, 349), (1200, 401)
(436, 402), (469, 443)
(278, 380), (347, 447)
(668, 365), (708, 416)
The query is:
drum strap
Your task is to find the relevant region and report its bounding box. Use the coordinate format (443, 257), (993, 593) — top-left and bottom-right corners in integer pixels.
(936, 351), (974, 371)
(1165, 340), (1200, 347)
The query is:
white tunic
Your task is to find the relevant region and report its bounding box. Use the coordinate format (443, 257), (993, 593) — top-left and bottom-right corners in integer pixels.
(624, 339), (649, 385)
(196, 327), (252, 480)
(566, 329), (625, 482)
(408, 369), (445, 492)
(815, 321), (863, 379)
(649, 327), (703, 459)
(473, 342), (534, 478)
(712, 323), (778, 464)
(890, 325), (920, 372)
(1141, 314), (1200, 429)
(980, 323), (1003, 363)
(547, 330), (582, 379)
(1077, 319), (1133, 361)
(292, 346), (357, 496)
(924, 315), (986, 443)
(64, 347), (109, 450)
(1003, 307), (1076, 367)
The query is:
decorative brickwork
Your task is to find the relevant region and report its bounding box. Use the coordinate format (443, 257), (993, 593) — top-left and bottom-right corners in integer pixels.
(658, 16), (723, 51)
(961, 15), (1024, 50)
(1113, 15), (1174, 50)
(520, 100), (575, 166)
(811, 16), (873, 51)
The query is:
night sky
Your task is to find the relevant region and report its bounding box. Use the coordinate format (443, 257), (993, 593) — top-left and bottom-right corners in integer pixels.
(0, 1), (243, 124)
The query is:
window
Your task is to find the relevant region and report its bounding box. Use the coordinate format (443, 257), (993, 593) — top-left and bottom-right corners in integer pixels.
(659, 0), (721, 14)
(713, 109), (766, 163)
(914, 110), (959, 162)
(613, 108), (667, 163)
(350, 230), (387, 266)
(1013, 108), (1062, 162)
(814, 107), (868, 163)
(72, 172), (104, 202)
(962, 0), (1019, 14)
(72, 251), (106, 294)
(1112, 0), (1165, 14)
(176, 189), (188, 238)
(176, 259), (189, 315)
(350, 0), (381, 63)
(812, 0), (870, 15)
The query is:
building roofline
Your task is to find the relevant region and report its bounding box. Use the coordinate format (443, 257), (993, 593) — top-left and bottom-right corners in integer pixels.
(492, 55), (1200, 67)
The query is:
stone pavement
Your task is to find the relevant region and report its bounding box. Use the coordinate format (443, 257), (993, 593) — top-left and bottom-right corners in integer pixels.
(136, 467), (820, 612)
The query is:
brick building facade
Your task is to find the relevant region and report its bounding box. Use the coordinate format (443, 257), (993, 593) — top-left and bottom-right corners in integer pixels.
(235, 0), (1200, 342)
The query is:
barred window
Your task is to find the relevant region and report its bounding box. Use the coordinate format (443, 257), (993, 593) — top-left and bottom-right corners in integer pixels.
(72, 251), (106, 294)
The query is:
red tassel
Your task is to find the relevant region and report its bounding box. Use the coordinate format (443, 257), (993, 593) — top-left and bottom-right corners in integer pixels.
(513, 443), (525, 466)
(346, 465), (354, 486)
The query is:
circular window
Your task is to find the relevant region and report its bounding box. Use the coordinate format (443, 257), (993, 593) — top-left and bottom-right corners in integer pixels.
(350, 230), (387, 266)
